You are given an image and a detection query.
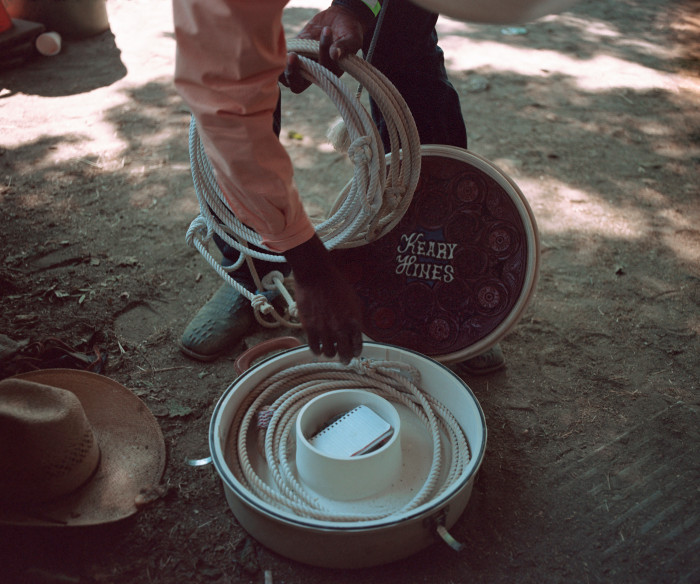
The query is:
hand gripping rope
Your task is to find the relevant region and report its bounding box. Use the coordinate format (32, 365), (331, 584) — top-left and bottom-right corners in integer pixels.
(185, 39), (422, 328)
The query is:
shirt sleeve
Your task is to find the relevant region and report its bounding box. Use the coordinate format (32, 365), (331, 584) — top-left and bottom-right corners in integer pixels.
(172, 0), (316, 253)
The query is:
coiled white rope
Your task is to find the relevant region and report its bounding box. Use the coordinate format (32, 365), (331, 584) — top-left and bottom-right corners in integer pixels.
(227, 357), (470, 522)
(185, 39), (422, 328)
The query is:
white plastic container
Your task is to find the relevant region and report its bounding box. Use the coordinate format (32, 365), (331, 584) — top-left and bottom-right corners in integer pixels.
(295, 389), (402, 501)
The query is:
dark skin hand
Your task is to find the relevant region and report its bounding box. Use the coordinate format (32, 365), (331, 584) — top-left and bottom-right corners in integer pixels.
(280, 6), (366, 94)
(280, 7), (367, 363)
(285, 234), (363, 364)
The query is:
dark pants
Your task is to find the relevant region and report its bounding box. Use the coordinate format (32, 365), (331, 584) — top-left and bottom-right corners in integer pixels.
(364, 0), (467, 151)
(218, 0), (466, 286)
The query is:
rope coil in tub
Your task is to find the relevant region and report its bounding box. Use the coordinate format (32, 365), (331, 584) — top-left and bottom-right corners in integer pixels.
(186, 39), (422, 329)
(227, 357), (471, 522)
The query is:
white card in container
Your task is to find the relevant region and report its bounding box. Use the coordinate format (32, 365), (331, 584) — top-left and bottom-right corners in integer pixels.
(309, 405), (394, 457)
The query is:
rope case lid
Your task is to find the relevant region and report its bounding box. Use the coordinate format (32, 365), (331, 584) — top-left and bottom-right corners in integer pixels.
(333, 145), (540, 363)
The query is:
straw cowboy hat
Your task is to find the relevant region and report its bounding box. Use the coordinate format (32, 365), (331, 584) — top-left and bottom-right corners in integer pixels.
(0, 369), (166, 526)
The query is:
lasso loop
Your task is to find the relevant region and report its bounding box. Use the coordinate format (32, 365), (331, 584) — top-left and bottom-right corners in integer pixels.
(230, 358), (471, 521)
(347, 136), (373, 166)
(186, 40), (421, 328)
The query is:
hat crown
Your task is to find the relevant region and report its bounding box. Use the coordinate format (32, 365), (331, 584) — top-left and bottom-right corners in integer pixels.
(0, 379), (101, 503)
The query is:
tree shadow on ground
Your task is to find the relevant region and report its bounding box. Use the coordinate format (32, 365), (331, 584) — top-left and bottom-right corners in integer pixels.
(0, 29), (126, 97)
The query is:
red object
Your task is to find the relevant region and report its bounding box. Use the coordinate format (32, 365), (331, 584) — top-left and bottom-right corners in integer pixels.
(0, 2), (13, 33)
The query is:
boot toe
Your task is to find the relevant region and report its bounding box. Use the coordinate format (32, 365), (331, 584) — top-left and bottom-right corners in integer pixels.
(180, 285), (254, 362)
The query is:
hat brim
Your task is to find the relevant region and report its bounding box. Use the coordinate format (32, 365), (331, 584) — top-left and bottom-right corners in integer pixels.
(0, 369), (166, 527)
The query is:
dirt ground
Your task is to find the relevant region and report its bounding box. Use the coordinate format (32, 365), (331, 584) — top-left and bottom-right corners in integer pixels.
(1, 0), (699, 582)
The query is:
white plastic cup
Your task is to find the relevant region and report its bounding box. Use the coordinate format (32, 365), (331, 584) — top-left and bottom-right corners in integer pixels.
(295, 390), (402, 501)
(35, 32), (62, 57)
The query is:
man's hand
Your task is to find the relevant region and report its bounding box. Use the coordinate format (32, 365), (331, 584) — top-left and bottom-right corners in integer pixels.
(285, 235), (363, 363)
(280, 6), (365, 94)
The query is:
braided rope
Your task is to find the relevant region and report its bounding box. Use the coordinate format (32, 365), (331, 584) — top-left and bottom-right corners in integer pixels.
(229, 358), (470, 522)
(186, 40), (421, 327)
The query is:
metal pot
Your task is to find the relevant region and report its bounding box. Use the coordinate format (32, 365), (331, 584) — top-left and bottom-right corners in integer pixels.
(209, 339), (487, 568)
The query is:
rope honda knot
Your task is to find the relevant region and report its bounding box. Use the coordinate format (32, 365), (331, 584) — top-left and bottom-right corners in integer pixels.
(251, 294), (274, 314)
(348, 356), (376, 375)
(384, 185), (406, 209)
(185, 214), (211, 247)
(261, 271), (285, 292)
(347, 136), (373, 166)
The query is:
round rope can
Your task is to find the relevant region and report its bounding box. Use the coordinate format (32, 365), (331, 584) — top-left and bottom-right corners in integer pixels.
(333, 145), (540, 363)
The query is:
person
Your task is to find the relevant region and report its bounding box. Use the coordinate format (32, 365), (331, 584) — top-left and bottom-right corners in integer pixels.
(173, 0), (505, 373)
(173, 0), (363, 365)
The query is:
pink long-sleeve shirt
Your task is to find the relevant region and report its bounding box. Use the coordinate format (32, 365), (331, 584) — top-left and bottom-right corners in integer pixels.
(173, 0), (316, 253)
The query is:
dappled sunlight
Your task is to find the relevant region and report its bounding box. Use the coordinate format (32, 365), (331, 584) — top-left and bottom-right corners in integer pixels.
(171, 194), (203, 217)
(317, 141), (339, 153)
(658, 212), (700, 265)
(545, 13), (675, 61)
(520, 177), (650, 239)
(128, 182), (169, 209)
(437, 10), (683, 92)
(517, 172), (699, 266)
(12, 191), (54, 210)
(638, 119), (679, 138)
(439, 36), (679, 92)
